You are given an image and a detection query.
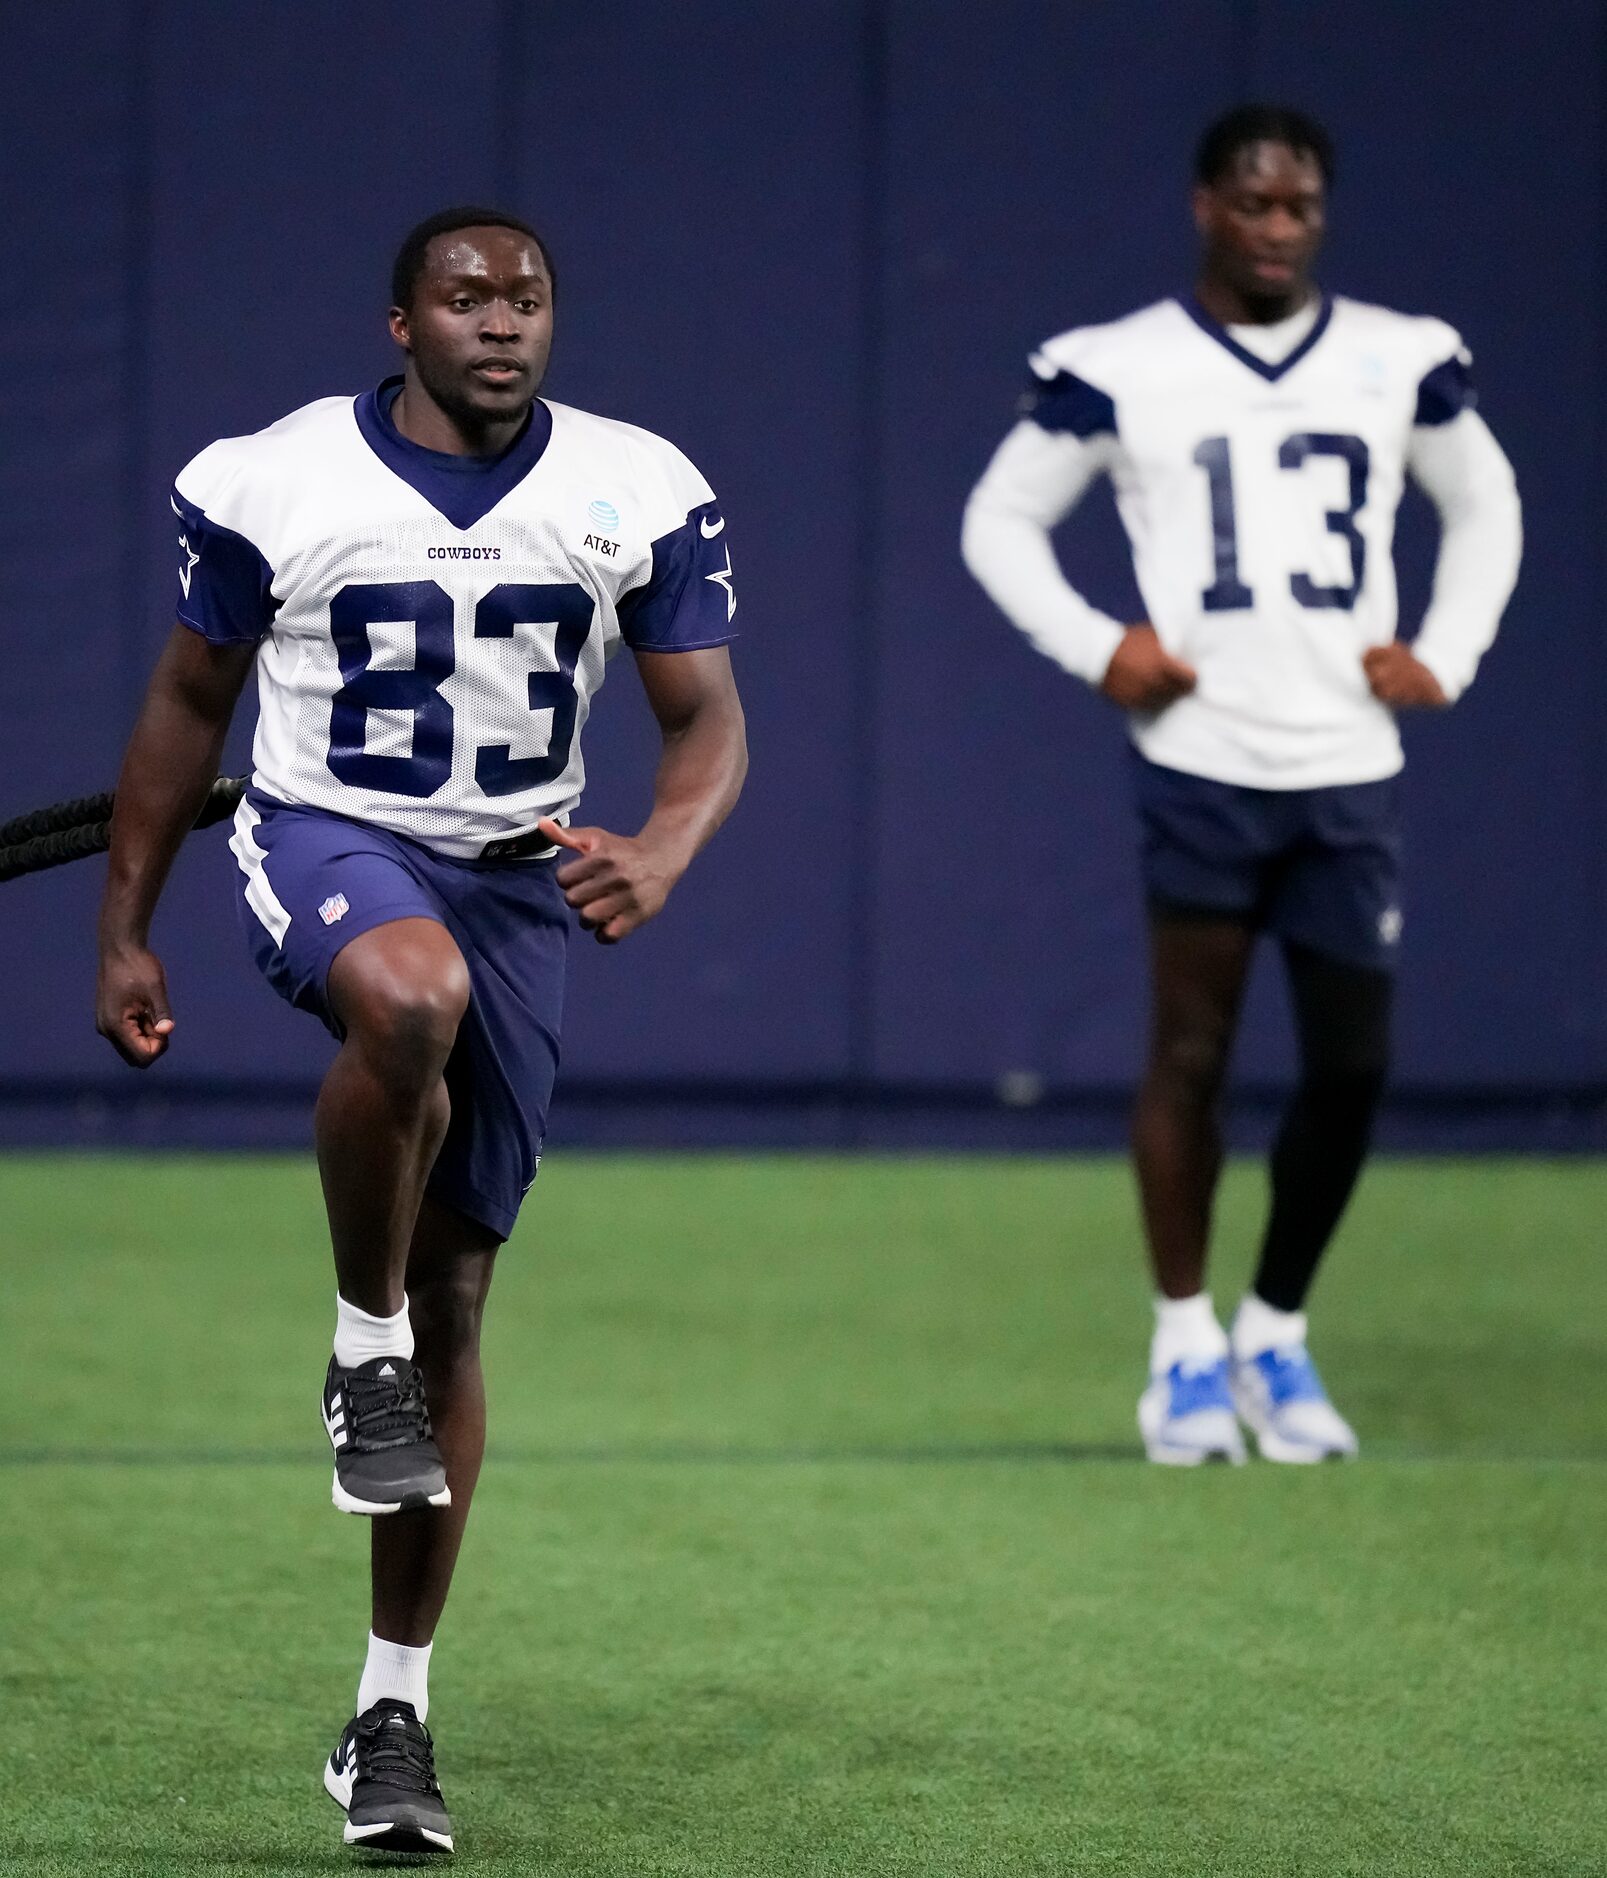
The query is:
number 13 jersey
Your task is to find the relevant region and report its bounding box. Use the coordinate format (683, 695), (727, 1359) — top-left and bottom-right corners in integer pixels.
(972, 295), (1502, 790)
(172, 379), (737, 857)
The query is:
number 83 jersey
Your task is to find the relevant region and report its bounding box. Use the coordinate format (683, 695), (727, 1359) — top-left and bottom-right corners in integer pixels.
(172, 379), (737, 857)
(1022, 296), (1479, 788)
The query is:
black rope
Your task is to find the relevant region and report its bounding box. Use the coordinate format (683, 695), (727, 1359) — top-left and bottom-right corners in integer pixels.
(0, 789), (117, 848)
(0, 776), (247, 884)
(0, 822), (111, 883)
(193, 775), (249, 829)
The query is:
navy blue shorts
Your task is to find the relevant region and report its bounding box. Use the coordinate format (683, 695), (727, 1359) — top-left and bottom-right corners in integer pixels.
(1131, 752), (1403, 971)
(230, 789), (568, 1240)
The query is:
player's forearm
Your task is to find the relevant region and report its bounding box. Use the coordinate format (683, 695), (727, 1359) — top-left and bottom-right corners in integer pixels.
(960, 420), (1124, 685)
(99, 630), (249, 947)
(637, 695), (748, 872)
(100, 711), (230, 947)
(1407, 413), (1523, 700)
(961, 499), (1126, 684)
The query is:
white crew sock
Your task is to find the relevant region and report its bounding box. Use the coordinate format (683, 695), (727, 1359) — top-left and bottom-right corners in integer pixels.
(333, 1294), (414, 1369)
(1150, 1293), (1229, 1375)
(1232, 1293), (1308, 1361)
(357, 1631), (432, 1723)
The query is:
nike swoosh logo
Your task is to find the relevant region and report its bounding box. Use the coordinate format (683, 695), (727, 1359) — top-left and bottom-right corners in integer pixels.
(700, 515), (725, 538)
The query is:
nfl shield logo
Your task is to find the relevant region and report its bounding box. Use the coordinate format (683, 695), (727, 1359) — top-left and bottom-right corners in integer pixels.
(318, 893), (350, 926)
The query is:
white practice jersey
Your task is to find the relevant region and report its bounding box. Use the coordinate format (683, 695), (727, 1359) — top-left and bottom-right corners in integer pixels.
(173, 380), (737, 857)
(962, 295), (1521, 789)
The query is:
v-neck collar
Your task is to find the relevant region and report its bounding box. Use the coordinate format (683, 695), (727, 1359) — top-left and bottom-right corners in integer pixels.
(1179, 293), (1333, 384)
(352, 375), (553, 530)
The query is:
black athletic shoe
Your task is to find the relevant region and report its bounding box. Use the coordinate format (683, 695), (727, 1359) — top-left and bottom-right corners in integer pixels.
(322, 1354), (452, 1516)
(324, 1699), (455, 1854)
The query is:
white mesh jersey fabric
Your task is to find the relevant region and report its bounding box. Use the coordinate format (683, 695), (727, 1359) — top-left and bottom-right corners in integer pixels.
(972, 296), (1498, 790)
(175, 396), (726, 855)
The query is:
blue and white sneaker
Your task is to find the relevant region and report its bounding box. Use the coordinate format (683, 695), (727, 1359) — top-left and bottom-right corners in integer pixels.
(1230, 1344), (1359, 1463)
(1138, 1356), (1247, 1466)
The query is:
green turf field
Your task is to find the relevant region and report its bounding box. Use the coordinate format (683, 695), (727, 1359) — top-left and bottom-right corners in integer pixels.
(3, 1153), (1603, 1876)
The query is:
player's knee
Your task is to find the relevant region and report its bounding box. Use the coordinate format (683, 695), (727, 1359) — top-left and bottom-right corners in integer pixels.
(1304, 1048), (1389, 1117)
(1288, 951), (1392, 1109)
(345, 956), (471, 1084)
(1149, 1023), (1233, 1105)
(1300, 1003), (1391, 1110)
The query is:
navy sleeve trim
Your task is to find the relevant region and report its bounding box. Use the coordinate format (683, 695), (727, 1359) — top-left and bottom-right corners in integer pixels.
(618, 499), (738, 651)
(629, 636), (736, 655)
(1414, 351), (1477, 427)
(1019, 365), (1117, 439)
(171, 488), (278, 643)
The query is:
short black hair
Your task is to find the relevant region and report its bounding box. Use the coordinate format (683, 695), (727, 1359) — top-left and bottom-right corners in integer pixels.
(1195, 105), (1335, 188)
(390, 206), (557, 310)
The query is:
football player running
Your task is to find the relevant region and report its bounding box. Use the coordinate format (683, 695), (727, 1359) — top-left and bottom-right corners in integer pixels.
(962, 108), (1520, 1465)
(96, 208), (747, 1852)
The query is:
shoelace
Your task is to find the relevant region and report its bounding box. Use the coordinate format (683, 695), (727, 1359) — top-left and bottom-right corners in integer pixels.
(355, 1703), (442, 1796)
(1168, 1358), (1232, 1418)
(343, 1365), (434, 1450)
(1256, 1346), (1326, 1407)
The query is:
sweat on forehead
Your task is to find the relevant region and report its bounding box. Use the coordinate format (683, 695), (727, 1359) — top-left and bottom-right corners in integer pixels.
(1222, 141), (1324, 184)
(425, 229), (547, 276)
(1194, 104), (1335, 188)
(390, 205), (558, 309)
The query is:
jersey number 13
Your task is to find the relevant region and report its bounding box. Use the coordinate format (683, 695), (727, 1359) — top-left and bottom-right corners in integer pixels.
(1194, 432), (1370, 613)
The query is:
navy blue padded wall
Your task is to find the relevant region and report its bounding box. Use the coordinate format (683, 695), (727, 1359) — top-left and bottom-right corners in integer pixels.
(505, 1), (867, 1081)
(0, 1), (867, 1100)
(0, 2), (519, 1088)
(0, 0), (148, 1082)
(869, 0), (1246, 1092)
(126, 1), (516, 1083)
(0, 0), (1601, 1133)
(868, 0), (1606, 1097)
(1249, 0), (1607, 1085)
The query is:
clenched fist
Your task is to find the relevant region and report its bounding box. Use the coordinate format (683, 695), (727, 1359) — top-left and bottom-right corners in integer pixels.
(1362, 643), (1448, 710)
(1100, 624), (1198, 712)
(97, 942), (176, 1067)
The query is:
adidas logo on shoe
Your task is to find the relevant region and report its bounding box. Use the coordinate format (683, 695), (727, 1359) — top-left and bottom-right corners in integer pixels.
(322, 1355), (452, 1517)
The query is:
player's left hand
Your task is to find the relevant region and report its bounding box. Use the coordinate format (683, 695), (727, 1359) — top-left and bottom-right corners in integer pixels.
(537, 819), (685, 944)
(1362, 643), (1448, 709)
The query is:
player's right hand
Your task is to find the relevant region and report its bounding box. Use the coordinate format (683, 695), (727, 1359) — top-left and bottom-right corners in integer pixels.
(1100, 624), (1197, 711)
(537, 818), (686, 945)
(96, 944), (176, 1067)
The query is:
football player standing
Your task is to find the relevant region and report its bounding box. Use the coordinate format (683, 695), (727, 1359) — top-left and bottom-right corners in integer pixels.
(963, 108), (1520, 1465)
(96, 208), (747, 1851)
